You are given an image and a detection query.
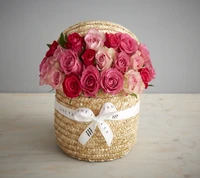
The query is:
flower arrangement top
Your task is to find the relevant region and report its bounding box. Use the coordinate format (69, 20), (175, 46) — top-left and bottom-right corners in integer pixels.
(39, 28), (155, 98)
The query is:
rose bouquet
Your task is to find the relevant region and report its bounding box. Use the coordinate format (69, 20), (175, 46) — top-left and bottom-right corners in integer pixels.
(39, 28), (155, 98)
(39, 21), (155, 162)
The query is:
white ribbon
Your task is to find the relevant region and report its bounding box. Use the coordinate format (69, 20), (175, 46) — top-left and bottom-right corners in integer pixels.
(55, 100), (140, 147)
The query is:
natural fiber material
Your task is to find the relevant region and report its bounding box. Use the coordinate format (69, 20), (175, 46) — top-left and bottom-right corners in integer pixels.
(54, 21), (140, 162)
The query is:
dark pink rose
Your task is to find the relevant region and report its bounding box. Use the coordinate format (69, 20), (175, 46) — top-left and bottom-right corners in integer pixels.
(139, 67), (155, 89)
(39, 57), (47, 72)
(100, 68), (123, 95)
(82, 49), (96, 66)
(46, 41), (59, 57)
(39, 58), (51, 85)
(66, 33), (84, 54)
(59, 49), (83, 76)
(63, 74), (82, 98)
(114, 51), (130, 74)
(104, 33), (120, 50)
(119, 33), (138, 55)
(80, 65), (100, 97)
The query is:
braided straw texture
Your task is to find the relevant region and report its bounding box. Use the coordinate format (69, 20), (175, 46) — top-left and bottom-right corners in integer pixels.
(54, 21), (140, 162)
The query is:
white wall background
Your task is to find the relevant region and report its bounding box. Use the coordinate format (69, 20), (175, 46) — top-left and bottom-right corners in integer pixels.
(0, 0), (200, 93)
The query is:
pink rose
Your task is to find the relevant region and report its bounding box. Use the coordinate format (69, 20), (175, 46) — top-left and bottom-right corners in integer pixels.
(46, 56), (57, 66)
(81, 65), (100, 97)
(82, 49), (96, 66)
(63, 74), (82, 98)
(145, 60), (156, 75)
(119, 33), (138, 55)
(140, 64), (155, 89)
(95, 47), (115, 71)
(101, 68), (123, 95)
(130, 50), (144, 70)
(123, 70), (145, 95)
(84, 28), (105, 51)
(114, 51), (130, 74)
(39, 59), (51, 85)
(39, 57), (47, 72)
(53, 45), (65, 59)
(104, 33), (120, 50)
(46, 41), (59, 57)
(48, 67), (64, 89)
(138, 43), (150, 63)
(59, 49), (83, 76)
(66, 33), (85, 54)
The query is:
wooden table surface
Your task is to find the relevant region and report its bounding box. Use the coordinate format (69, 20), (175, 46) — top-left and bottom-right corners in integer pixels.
(0, 94), (199, 178)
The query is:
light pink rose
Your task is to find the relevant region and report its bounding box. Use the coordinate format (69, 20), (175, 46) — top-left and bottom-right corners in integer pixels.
(119, 33), (138, 55)
(84, 28), (105, 51)
(114, 51), (130, 74)
(53, 45), (65, 59)
(138, 43), (150, 63)
(59, 49), (83, 76)
(80, 65), (100, 97)
(48, 67), (64, 89)
(101, 68), (123, 95)
(130, 50), (144, 70)
(95, 47), (115, 71)
(46, 56), (57, 66)
(123, 70), (145, 95)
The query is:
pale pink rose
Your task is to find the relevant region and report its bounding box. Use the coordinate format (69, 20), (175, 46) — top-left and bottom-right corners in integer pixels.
(138, 43), (150, 63)
(130, 50), (144, 70)
(59, 49), (83, 76)
(95, 47), (116, 71)
(119, 33), (138, 55)
(101, 68), (123, 95)
(47, 67), (64, 89)
(114, 51), (130, 74)
(123, 70), (145, 95)
(84, 28), (105, 51)
(47, 56), (57, 66)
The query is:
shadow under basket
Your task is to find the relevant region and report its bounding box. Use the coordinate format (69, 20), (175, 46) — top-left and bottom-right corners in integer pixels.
(54, 21), (140, 162)
(54, 90), (140, 162)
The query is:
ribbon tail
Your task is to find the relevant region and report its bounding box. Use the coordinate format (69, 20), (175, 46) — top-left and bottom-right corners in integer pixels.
(98, 121), (113, 147)
(78, 121), (97, 145)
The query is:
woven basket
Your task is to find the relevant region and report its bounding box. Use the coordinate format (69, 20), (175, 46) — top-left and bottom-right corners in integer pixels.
(54, 21), (140, 162)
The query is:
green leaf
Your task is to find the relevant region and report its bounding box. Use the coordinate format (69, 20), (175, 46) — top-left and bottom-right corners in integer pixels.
(47, 44), (51, 48)
(58, 33), (66, 48)
(69, 98), (73, 105)
(148, 84), (154, 87)
(130, 93), (138, 99)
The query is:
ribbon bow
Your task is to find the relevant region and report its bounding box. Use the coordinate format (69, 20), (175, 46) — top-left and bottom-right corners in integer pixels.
(74, 103), (117, 147)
